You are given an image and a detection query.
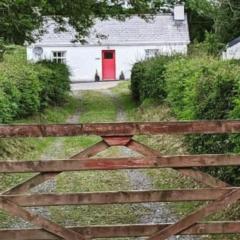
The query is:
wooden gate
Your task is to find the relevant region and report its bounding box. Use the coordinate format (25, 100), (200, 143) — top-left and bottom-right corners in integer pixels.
(0, 121), (240, 239)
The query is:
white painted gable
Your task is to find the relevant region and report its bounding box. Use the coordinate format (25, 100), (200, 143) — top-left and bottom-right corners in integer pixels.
(223, 37), (240, 60)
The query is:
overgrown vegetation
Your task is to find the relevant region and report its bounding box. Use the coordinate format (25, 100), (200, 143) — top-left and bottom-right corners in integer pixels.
(131, 56), (171, 102)
(0, 94), (79, 228)
(0, 45), (73, 166)
(131, 55), (240, 186)
(0, 47), (70, 123)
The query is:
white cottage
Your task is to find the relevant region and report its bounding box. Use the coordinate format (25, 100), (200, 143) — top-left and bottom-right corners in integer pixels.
(27, 6), (190, 82)
(223, 37), (240, 60)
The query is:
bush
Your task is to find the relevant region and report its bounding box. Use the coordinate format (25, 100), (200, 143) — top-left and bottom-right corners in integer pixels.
(36, 61), (70, 108)
(130, 56), (171, 102)
(165, 57), (240, 185)
(0, 47), (70, 123)
(130, 54), (240, 185)
(131, 61), (145, 101)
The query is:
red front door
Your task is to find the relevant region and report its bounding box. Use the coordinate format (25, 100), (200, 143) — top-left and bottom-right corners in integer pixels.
(102, 50), (116, 80)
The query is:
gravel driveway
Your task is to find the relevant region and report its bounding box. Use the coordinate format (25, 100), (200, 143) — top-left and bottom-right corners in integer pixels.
(71, 80), (125, 91)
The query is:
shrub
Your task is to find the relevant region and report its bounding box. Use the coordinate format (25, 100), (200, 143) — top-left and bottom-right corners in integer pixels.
(131, 56), (172, 102)
(0, 90), (15, 123)
(15, 67), (42, 117)
(131, 54), (240, 185)
(36, 61), (70, 108)
(130, 61), (145, 101)
(0, 47), (70, 123)
(165, 57), (240, 185)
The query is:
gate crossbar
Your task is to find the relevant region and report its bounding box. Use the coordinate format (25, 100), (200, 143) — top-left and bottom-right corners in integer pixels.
(0, 121), (239, 239)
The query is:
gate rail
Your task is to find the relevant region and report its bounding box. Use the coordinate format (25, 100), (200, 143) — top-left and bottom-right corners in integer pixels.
(0, 121), (240, 240)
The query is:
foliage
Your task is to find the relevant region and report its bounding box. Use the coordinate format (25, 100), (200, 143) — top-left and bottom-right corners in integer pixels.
(186, 0), (240, 44)
(1, 0), (239, 50)
(162, 0), (216, 42)
(215, 0), (240, 44)
(36, 61), (70, 108)
(0, 0), (163, 45)
(130, 56), (171, 102)
(169, 0), (240, 45)
(0, 38), (6, 61)
(130, 62), (145, 101)
(0, 47), (70, 123)
(0, 0), (220, 45)
(202, 32), (225, 56)
(131, 55), (240, 185)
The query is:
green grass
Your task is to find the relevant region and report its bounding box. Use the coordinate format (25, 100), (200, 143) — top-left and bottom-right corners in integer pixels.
(0, 95), (80, 228)
(57, 90), (118, 158)
(126, 98), (204, 216)
(79, 90), (117, 123)
(51, 169), (147, 226)
(50, 89), (150, 229)
(111, 81), (137, 120)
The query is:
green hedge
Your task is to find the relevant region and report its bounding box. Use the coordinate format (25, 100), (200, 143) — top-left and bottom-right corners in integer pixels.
(36, 61), (70, 109)
(131, 55), (240, 185)
(166, 58), (240, 121)
(130, 56), (171, 102)
(0, 47), (70, 123)
(165, 57), (240, 185)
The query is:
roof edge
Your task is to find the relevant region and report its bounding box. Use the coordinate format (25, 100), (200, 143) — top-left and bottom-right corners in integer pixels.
(30, 41), (190, 48)
(228, 37), (240, 48)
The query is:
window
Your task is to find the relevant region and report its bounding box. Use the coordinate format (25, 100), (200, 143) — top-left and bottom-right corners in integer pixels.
(104, 52), (113, 59)
(52, 51), (66, 63)
(145, 49), (159, 59)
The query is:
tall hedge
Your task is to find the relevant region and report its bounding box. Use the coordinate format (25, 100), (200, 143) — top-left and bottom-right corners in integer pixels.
(0, 47), (70, 123)
(165, 58), (240, 185)
(130, 56), (171, 102)
(131, 55), (240, 185)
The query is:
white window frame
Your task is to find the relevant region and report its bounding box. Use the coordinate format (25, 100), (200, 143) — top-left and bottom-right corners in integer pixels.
(145, 49), (160, 59)
(52, 51), (66, 63)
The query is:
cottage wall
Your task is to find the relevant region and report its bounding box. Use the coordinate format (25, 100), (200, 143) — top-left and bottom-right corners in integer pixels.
(27, 44), (188, 82)
(223, 43), (240, 60)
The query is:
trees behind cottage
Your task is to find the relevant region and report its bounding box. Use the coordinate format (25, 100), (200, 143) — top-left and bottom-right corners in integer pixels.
(0, 0), (229, 45)
(0, 0), (163, 45)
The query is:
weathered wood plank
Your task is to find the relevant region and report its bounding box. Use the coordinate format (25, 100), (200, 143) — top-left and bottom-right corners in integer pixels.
(1, 155), (240, 173)
(148, 189), (240, 240)
(2, 121), (240, 138)
(127, 140), (230, 188)
(2, 141), (109, 195)
(0, 198), (85, 240)
(103, 136), (132, 146)
(0, 222), (240, 239)
(3, 173), (56, 195)
(1, 188), (239, 206)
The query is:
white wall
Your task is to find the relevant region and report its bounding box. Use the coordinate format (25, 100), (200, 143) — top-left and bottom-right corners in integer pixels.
(27, 44), (188, 82)
(223, 43), (240, 60)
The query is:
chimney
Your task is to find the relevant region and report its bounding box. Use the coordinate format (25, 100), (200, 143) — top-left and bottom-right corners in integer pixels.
(174, 5), (185, 21)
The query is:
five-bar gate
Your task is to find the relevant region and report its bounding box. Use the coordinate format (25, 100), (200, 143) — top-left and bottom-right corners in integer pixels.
(0, 121), (240, 239)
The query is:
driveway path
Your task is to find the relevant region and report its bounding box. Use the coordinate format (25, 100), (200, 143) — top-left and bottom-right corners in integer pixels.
(105, 89), (200, 240)
(71, 80), (124, 91)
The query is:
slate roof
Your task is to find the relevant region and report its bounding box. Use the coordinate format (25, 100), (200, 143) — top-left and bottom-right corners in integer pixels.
(228, 37), (240, 48)
(34, 14), (190, 46)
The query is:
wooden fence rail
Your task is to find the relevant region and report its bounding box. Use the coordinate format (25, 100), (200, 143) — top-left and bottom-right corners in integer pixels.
(0, 121), (239, 239)
(2, 120), (240, 137)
